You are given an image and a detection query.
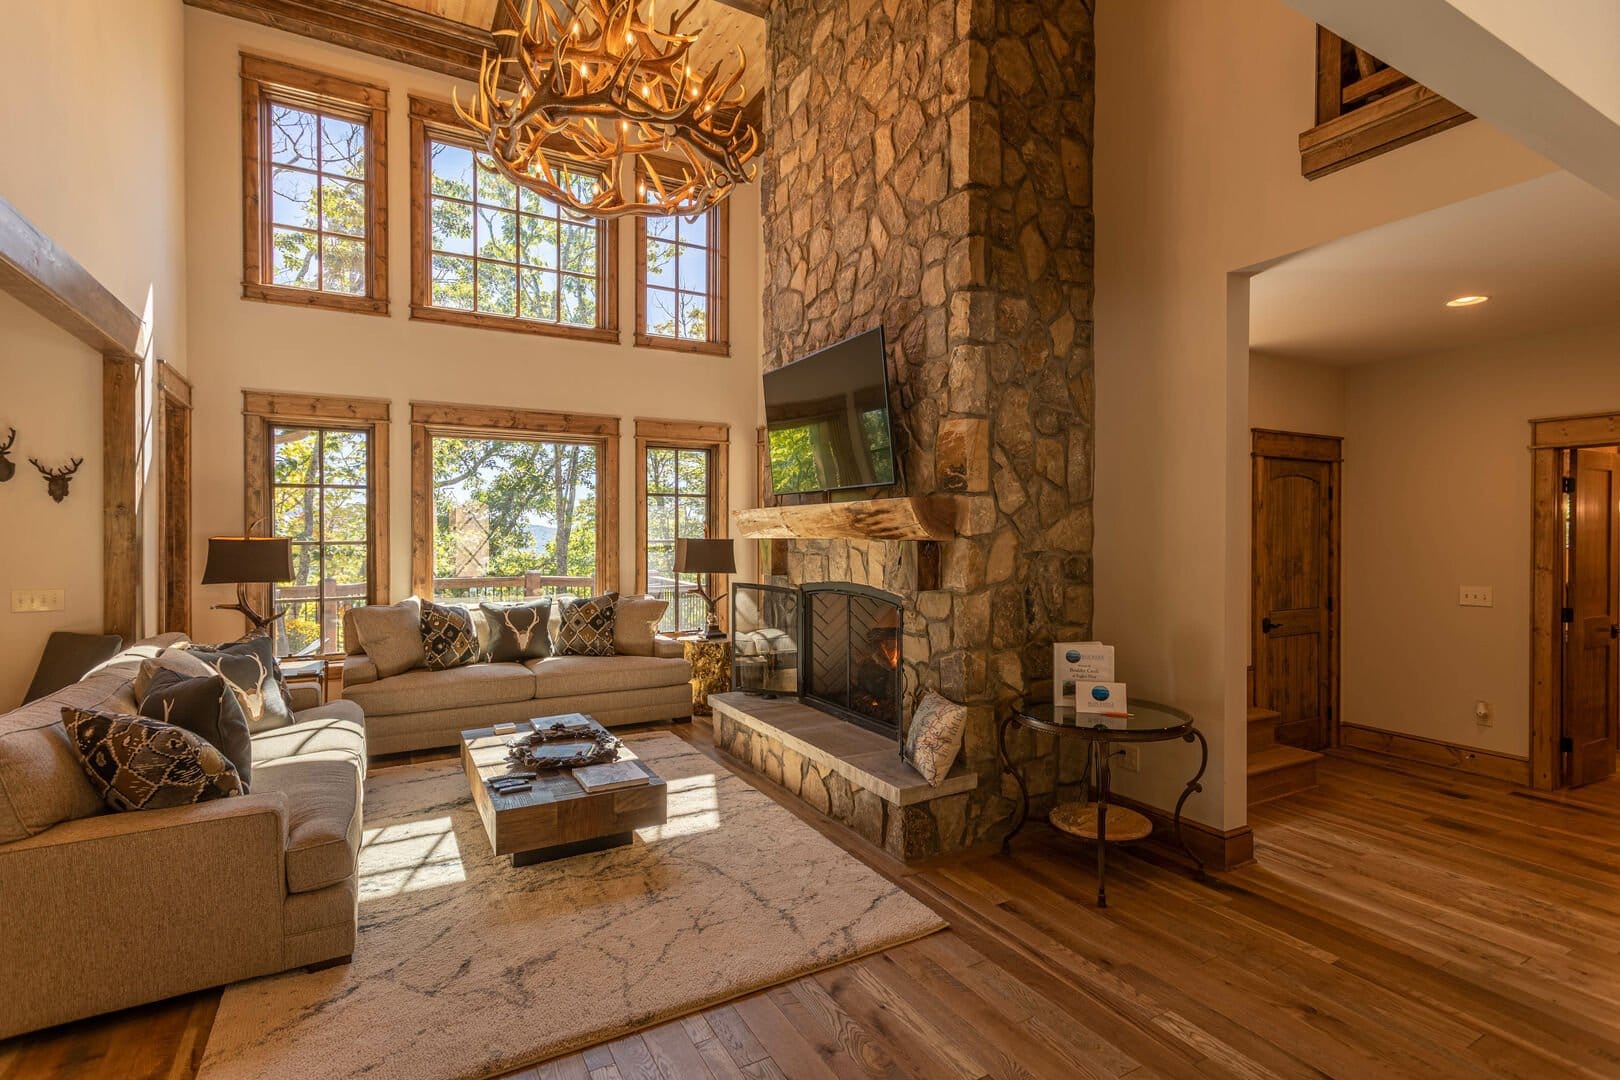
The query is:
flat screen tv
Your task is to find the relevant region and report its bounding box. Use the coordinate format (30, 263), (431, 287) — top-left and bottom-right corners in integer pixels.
(764, 328), (896, 496)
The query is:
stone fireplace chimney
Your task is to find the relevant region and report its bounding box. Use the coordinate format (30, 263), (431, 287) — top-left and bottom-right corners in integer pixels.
(759, 0), (1095, 854)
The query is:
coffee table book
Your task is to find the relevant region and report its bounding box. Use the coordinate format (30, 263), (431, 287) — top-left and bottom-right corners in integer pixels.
(573, 760), (653, 793)
(460, 719), (668, 866)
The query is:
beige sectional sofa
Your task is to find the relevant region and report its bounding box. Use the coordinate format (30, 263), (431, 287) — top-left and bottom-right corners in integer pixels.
(341, 605), (695, 755)
(0, 635), (366, 1040)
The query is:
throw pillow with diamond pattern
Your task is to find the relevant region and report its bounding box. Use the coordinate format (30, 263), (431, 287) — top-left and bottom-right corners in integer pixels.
(63, 706), (244, 812)
(555, 592), (619, 657)
(421, 600), (480, 670)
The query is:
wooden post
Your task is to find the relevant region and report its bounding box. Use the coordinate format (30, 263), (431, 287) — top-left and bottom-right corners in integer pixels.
(103, 354), (141, 644)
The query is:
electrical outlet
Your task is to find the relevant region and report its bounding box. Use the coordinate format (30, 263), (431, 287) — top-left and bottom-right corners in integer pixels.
(10, 589), (65, 613)
(1475, 700), (1493, 726)
(1116, 745), (1141, 773)
(1459, 586), (1493, 607)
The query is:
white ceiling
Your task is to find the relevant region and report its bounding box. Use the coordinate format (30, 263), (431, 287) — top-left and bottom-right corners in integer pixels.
(1249, 171), (1620, 365)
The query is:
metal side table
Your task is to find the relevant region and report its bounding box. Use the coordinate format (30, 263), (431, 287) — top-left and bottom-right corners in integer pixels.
(999, 699), (1209, 907)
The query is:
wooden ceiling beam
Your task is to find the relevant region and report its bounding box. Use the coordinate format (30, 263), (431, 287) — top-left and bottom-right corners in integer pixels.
(0, 195), (144, 360)
(185, 0), (498, 80)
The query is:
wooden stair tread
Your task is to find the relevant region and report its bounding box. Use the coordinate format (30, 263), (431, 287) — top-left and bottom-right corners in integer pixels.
(1247, 745), (1322, 776)
(1247, 706), (1281, 722)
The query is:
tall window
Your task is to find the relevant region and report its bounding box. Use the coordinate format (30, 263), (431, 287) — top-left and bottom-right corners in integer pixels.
(430, 437), (599, 601)
(409, 98), (618, 342)
(635, 189), (729, 355)
(635, 419), (730, 634)
(241, 55), (388, 315)
(271, 427), (372, 656)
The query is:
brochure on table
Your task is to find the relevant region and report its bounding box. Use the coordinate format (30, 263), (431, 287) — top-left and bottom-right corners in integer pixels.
(1054, 641), (1129, 728)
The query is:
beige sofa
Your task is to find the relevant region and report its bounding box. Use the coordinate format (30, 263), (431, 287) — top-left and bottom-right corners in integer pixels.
(0, 636), (366, 1040)
(341, 607), (695, 755)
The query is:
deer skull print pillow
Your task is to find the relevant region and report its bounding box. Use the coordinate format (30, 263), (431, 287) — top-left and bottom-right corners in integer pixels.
(171, 637), (293, 734)
(480, 599), (553, 662)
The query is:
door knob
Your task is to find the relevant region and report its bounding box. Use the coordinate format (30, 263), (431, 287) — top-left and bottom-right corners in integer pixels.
(1611, 625), (1619, 639)
(1261, 617), (1279, 633)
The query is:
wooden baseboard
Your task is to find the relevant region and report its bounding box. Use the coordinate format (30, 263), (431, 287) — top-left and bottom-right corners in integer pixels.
(1338, 723), (1530, 785)
(1110, 794), (1255, 871)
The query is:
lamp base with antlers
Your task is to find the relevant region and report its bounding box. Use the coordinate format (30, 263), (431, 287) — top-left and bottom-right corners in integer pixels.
(212, 583), (285, 636)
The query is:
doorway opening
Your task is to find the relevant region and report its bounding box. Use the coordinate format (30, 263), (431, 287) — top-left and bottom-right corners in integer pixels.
(1530, 413), (1620, 790)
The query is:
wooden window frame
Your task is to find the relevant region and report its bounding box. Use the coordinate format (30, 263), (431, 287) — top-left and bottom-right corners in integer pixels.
(407, 97), (619, 344)
(157, 362), (193, 636)
(633, 176), (730, 356)
(410, 402), (621, 599)
(241, 54), (390, 316)
(635, 418), (730, 632)
(243, 391), (392, 658)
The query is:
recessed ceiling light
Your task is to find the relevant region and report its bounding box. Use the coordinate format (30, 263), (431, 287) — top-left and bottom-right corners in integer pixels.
(1446, 295), (1490, 307)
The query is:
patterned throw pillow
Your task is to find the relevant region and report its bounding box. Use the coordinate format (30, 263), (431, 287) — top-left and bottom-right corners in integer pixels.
(62, 706), (244, 812)
(480, 599), (552, 662)
(156, 637), (293, 734)
(421, 600), (480, 670)
(904, 691), (968, 786)
(139, 668), (255, 785)
(554, 593), (619, 657)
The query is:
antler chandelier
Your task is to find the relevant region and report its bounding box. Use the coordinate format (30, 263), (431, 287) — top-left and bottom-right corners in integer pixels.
(454, 0), (760, 220)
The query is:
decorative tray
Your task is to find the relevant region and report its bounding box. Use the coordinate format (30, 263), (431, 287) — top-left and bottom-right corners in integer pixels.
(506, 721), (622, 771)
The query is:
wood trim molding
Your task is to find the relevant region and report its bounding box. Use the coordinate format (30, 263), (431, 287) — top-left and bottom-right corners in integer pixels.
(241, 53), (390, 316)
(1251, 429), (1343, 462)
(242, 391), (393, 642)
(632, 191), (731, 356)
(103, 357), (141, 643)
(407, 95), (620, 344)
(192, 0), (496, 80)
(1531, 412), (1620, 448)
(157, 363), (193, 636)
(1109, 794), (1255, 871)
(633, 420), (732, 621)
(0, 194), (145, 360)
(1339, 724), (1532, 786)
(409, 401), (622, 598)
(1530, 446), (1565, 790)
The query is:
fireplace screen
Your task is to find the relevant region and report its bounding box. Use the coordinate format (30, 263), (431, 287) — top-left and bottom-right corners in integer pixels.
(731, 583), (799, 695)
(800, 583), (903, 738)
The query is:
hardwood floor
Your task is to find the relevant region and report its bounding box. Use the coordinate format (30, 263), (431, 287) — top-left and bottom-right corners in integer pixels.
(8, 734), (1620, 1079)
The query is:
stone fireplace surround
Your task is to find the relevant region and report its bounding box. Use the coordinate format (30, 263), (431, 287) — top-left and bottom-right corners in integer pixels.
(747, 0), (1096, 858)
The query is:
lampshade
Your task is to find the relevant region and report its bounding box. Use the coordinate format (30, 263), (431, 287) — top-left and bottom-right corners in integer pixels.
(673, 538), (736, 576)
(201, 536), (293, 585)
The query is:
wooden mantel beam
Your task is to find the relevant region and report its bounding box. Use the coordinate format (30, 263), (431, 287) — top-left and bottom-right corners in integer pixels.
(733, 497), (958, 541)
(0, 195), (144, 361)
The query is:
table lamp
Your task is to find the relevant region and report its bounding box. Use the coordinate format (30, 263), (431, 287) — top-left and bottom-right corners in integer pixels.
(673, 538), (735, 640)
(202, 536), (294, 633)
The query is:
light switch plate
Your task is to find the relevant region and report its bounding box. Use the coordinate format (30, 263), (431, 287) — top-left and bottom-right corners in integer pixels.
(10, 589), (66, 613)
(1459, 586), (1493, 608)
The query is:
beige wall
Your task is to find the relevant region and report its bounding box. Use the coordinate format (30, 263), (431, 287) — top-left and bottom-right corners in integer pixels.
(1341, 320), (1620, 758)
(1249, 352), (1346, 438)
(183, 10), (763, 645)
(0, 0), (188, 708)
(1093, 0), (1553, 828)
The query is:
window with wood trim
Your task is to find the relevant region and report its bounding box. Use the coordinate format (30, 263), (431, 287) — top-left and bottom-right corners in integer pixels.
(243, 392), (392, 659)
(635, 419), (729, 634)
(410, 403), (621, 600)
(241, 55), (389, 314)
(408, 97), (618, 342)
(635, 186), (729, 355)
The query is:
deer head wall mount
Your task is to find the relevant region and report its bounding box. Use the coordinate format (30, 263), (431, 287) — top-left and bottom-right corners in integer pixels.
(0, 429), (15, 482)
(30, 457), (83, 502)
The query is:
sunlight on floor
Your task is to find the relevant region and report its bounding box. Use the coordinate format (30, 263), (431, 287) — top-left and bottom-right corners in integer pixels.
(359, 816), (466, 900)
(639, 772), (722, 842)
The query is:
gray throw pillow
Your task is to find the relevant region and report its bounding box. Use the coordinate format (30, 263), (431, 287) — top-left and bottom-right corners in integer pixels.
(555, 593), (619, 657)
(139, 668), (254, 786)
(349, 598), (426, 678)
(176, 637), (294, 734)
(480, 599), (553, 662)
(421, 600), (480, 670)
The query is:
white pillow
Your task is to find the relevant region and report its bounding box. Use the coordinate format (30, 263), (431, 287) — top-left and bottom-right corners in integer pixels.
(904, 691), (967, 786)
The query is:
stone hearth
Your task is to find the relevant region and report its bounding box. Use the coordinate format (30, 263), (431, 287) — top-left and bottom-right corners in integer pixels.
(709, 692), (977, 860)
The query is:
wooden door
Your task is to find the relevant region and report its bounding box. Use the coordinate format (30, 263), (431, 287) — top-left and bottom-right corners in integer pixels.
(1563, 447), (1620, 786)
(1253, 431), (1340, 751)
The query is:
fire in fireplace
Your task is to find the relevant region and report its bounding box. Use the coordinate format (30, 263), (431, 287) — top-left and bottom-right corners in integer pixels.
(800, 583), (903, 739)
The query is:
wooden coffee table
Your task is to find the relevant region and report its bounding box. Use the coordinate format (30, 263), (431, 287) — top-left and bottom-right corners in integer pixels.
(460, 719), (668, 866)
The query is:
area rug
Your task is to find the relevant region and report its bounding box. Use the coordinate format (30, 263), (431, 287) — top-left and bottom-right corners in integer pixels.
(197, 732), (944, 1080)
